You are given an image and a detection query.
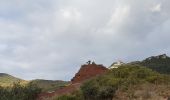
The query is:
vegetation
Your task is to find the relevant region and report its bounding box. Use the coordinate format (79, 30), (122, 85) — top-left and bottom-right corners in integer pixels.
(55, 65), (170, 100)
(0, 73), (26, 87)
(80, 65), (169, 100)
(30, 79), (69, 92)
(54, 90), (83, 100)
(0, 73), (68, 92)
(0, 73), (68, 99)
(1, 55), (170, 100)
(131, 54), (170, 74)
(113, 83), (170, 100)
(0, 82), (41, 100)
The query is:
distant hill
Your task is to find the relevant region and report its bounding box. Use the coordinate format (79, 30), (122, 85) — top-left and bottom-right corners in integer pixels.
(130, 54), (170, 74)
(30, 79), (69, 92)
(0, 73), (24, 86)
(0, 73), (69, 92)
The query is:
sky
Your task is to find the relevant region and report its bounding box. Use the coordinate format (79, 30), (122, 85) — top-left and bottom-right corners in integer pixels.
(0, 0), (170, 81)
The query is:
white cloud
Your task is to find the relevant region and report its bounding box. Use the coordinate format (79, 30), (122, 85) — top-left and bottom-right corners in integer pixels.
(0, 0), (170, 81)
(109, 5), (130, 25)
(151, 3), (161, 12)
(60, 7), (81, 20)
(101, 5), (130, 34)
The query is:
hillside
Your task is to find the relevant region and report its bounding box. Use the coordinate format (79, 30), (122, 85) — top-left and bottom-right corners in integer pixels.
(0, 73), (24, 86)
(30, 79), (69, 92)
(1, 55), (170, 100)
(55, 65), (170, 100)
(0, 73), (69, 93)
(38, 60), (170, 100)
(130, 54), (170, 74)
(38, 62), (108, 99)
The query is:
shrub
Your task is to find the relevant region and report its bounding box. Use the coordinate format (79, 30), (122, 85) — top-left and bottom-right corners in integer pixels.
(81, 80), (99, 100)
(56, 65), (170, 100)
(55, 90), (84, 100)
(81, 77), (118, 100)
(56, 95), (76, 100)
(0, 82), (41, 100)
(80, 65), (170, 100)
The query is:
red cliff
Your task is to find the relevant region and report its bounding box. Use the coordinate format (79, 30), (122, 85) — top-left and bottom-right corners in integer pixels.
(71, 62), (108, 83)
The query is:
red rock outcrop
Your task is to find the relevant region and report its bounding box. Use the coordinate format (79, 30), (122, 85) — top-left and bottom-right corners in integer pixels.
(37, 62), (108, 100)
(71, 63), (108, 84)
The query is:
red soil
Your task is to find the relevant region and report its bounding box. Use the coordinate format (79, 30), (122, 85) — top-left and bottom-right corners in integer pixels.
(37, 63), (108, 100)
(71, 63), (108, 83)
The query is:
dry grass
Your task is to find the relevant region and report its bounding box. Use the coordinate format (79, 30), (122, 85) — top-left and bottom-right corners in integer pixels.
(113, 83), (170, 100)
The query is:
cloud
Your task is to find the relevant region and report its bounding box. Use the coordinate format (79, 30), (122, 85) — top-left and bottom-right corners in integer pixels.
(0, 0), (170, 80)
(151, 3), (162, 12)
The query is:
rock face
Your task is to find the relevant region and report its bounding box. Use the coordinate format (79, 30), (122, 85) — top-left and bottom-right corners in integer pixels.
(109, 61), (124, 69)
(71, 63), (108, 83)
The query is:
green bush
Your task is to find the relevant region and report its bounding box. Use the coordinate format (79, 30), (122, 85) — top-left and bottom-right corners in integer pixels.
(0, 82), (41, 100)
(80, 65), (170, 100)
(56, 65), (170, 100)
(55, 90), (83, 100)
(81, 77), (118, 100)
(56, 95), (76, 100)
(81, 80), (99, 100)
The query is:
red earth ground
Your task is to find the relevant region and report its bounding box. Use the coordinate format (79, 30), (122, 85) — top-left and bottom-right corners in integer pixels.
(37, 62), (108, 100)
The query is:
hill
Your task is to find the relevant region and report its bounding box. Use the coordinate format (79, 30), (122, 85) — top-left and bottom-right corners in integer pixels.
(38, 62), (108, 99)
(0, 73), (25, 86)
(55, 65), (170, 100)
(130, 54), (170, 74)
(1, 54), (170, 100)
(0, 73), (69, 92)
